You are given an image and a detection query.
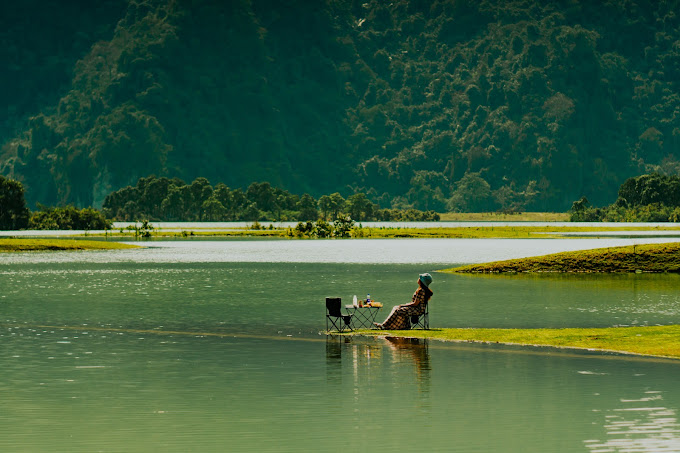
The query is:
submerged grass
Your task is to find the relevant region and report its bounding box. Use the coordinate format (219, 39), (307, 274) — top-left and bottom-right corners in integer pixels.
(355, 325), (680, 359)
(28, 224), (680, 239)
(350, 225), (680, 238)
(438, 211), (570, 222)
(0, 238), (140, 252)
(441, 242), (680, 273)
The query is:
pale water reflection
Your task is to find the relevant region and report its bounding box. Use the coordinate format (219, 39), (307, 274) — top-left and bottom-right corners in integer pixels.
(587, 402), (680, 452)
(584, 390), (680, 452)
(2, 237), (680, 265)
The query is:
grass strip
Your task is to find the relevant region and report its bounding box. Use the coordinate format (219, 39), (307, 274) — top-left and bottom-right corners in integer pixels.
(438, 211), (570, 222)
(355, 325), (680, 359)
(441, 242), (680, 273)
(0, 238), (140, 252)
(84, 225), (680, 239)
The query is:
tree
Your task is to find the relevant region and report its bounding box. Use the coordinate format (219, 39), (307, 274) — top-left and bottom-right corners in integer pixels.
(346, 193), (374, 221)
(318, 195), (332, 220)
(160, 185), (188, 221)
(230, 188), (248, 220)
(139, 176), (175, 219)
(246, 182), (277, 213)
(448, 173), (493, 212)
(241, 202), (261, 221)
(297, 193), (319, 221)
(327, 192), (346, 220)
(570, 196), (590, 213)
(188, 177), (213, 219)
(201, 197), (226, 221)
(0, 176), (30, 230)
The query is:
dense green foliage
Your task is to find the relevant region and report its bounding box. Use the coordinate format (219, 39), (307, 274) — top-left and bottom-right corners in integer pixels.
(288, 218), (356, 238)
(0, 1), (126, 142)
(103, 175), (439, 221)
(29, 205), (112, 230)
(3, 0), (680, 211)
(0, 175), (30, 229)
(570, 173), (680, 221)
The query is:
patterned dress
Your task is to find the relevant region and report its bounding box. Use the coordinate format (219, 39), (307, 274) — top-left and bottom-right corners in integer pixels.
(377, 285), (432, 330)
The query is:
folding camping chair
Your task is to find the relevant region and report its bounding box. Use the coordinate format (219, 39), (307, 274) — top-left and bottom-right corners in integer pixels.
(326, 297), (353, 332)
(410, 302), (429, 329)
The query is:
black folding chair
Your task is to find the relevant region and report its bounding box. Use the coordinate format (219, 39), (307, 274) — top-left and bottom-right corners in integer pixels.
(326, 297), (353, 332)
(410, 303), (429, 329)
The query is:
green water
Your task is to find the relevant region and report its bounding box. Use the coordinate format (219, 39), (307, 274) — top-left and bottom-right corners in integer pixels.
(2, 241), (680, 452)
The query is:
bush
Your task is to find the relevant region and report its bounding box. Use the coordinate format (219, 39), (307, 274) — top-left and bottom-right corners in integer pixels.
(0, 176), (30, 230)
(29, 205), (112, 230)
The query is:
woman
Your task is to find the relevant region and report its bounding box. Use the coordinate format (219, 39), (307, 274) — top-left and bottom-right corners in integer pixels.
(374, 273), (433, 330)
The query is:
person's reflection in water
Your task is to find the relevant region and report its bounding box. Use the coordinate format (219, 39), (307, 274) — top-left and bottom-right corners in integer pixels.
(383, 336), (431, 393)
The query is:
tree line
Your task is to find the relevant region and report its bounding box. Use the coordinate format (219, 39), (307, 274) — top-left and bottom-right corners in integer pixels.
(570, 173), (680, 222)
(0, 174), (439, 230)
(0, 175), (109, 230)
(102, 175), (440, 223)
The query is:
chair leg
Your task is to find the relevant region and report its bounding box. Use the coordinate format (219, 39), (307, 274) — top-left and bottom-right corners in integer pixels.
(327, 315), (351, 332)
(327, 316), (340, 332)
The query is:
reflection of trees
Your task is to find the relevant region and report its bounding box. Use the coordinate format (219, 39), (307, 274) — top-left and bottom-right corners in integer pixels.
(383, 336), (431, 389)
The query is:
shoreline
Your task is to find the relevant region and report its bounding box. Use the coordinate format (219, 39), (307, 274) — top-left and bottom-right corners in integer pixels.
(351, 325), (680, 360)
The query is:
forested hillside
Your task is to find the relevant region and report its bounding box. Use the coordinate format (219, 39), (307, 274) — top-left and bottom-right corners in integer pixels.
(2, 0), (680, 212)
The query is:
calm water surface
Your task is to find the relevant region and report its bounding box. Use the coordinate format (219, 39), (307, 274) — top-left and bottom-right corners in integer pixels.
(2, 239), (680, 452)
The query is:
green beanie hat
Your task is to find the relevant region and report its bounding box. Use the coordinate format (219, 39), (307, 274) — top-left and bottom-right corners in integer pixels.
(419, 273), (433, 287)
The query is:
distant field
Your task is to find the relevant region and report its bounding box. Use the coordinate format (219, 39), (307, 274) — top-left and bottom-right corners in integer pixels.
(34, 223), (680, 240)
(0, 239), (139, 252)
(438, 212), (570, 222)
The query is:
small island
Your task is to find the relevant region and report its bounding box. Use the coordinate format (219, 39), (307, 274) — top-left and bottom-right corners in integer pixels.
(440, 242), (680, 273)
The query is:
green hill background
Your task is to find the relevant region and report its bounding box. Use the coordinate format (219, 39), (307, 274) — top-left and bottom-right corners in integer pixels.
(2, 0), (680, 212)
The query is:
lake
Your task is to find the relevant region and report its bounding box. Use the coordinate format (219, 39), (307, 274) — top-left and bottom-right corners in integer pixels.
(2, 238), (680, 452)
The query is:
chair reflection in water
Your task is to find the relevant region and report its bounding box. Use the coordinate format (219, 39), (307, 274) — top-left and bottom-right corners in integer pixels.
(326, 297), (353, 332)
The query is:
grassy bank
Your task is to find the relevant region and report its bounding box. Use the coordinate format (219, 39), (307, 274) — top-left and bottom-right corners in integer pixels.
(0, 238), (139, 252)
(441, 242), (680, 273)
(438, 212), (569, 222)
(357, 325), (680, 359)
(85, 224), (680, 239)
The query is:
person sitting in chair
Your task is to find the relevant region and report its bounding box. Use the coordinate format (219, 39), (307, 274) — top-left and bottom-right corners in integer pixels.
(374, 273), (432, 330)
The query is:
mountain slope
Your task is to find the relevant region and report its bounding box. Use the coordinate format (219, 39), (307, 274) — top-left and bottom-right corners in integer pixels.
(2, 0), (680, 211)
